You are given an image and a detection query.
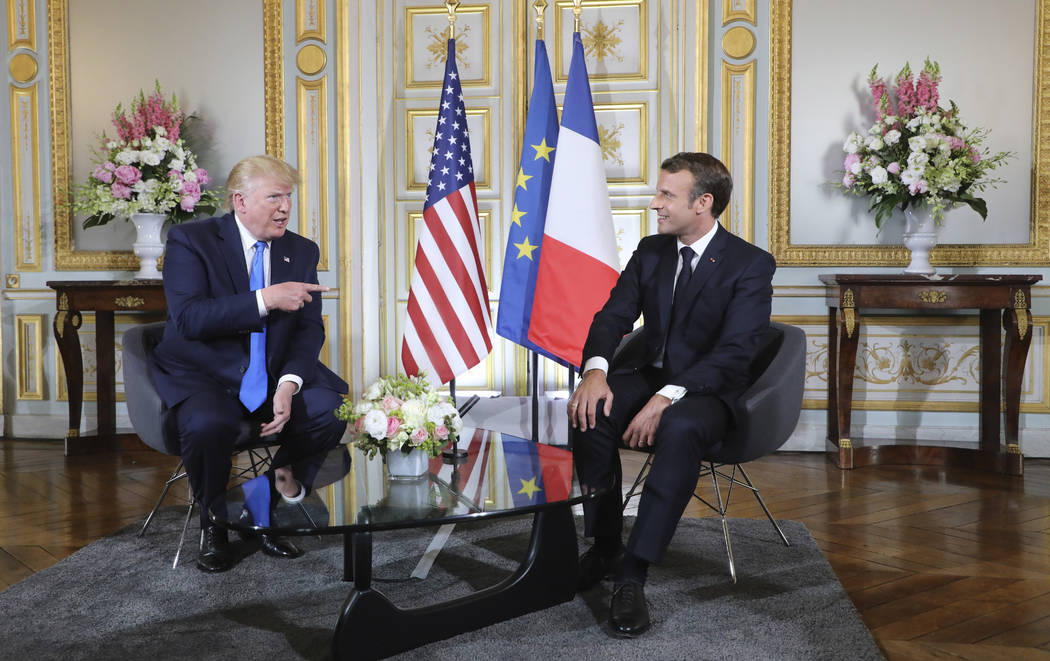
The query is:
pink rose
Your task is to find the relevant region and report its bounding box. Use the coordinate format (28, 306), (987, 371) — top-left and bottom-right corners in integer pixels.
(410, 428), (429, 444)
(842, 173), (855, 188)
(110, 182), (132, 199)
(114, 165), (141, 186)
(386, 416), (402, 437)
(354, 417), (366, 433)
(194, 168), (210, 186)
(434, 424), (449, 440)
(843, 154), (861, 171)
(381, 395), (402, 413)
(908, 179), (929, 195)
(969, 148), (982, 164)
(886, 162), (901, 175)
(93, 164), (114, 183)
(180, 180), (201, 198)
(948, 136), (965, 151)
(180, 195), (198, 212)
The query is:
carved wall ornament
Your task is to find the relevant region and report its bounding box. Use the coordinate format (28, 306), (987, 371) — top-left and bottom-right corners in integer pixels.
(114, 296), (145, 309)
(918, 290), (947, 303)
(581, 18), (625, 62)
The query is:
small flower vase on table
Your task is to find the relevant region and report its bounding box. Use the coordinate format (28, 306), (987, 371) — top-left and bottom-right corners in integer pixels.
(335, 371), (463, 481)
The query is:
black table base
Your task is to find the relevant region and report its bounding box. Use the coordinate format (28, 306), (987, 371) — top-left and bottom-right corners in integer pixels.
(332, 506), (579, 660)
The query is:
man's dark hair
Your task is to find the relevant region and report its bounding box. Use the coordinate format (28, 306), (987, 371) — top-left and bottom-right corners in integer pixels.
(660, 152), (733, 218)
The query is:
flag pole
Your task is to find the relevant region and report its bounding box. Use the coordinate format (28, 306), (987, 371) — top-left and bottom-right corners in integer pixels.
(527, 1), (547, 446)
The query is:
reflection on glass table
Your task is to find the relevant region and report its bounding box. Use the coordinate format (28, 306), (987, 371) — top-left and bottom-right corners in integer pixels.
(210, 427), (598, 660)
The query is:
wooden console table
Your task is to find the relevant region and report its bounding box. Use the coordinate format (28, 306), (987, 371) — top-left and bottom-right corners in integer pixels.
(821, 274), (1041, 476)
(46, 280), (166, 455)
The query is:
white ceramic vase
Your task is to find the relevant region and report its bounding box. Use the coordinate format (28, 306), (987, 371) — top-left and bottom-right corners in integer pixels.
(902, 206), (938, 275)
(130, 212), (167, 280)
(386, 447), (429, 479)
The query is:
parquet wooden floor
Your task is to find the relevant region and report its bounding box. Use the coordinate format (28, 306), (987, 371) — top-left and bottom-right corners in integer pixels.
(3, 439), (1050, 659)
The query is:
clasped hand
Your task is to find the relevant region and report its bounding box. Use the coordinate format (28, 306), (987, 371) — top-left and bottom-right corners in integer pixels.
(262, 282), (328, 312)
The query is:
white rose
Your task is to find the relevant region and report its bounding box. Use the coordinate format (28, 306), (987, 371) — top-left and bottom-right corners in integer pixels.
(906, 116), (922, 130)
(354, 401), (372, 415)
(364, 380), (383, 400)
(869, 166), (888, 185)
(400, 399), (427, 428)
(154, 137), (171, 152)
(183, 170), (198, 183)
(908, 136), (927, 152)
(132, 181), (146, 193)
(907, 151), (929, 168)
(883, 130), (901, 145)
(843, 132), (864, 154)
(849, 161), (862, 175)
(900, 168), (922, 186)
(362, 409), (388, 439)
(143, 179), (159, 192)
(168, 159), (185, 173)
(867, 137), (885, 151)
(115, 150), (138, 165)
(141, 151), (161, 166)
(155, 126), (167, 137)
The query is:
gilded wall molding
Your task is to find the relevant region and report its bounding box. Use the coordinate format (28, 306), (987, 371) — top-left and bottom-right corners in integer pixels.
(296, 0), (325, 44)
(8, 0), (34, 50)
(11, 84), (41, 271)
(16, 314), (45, 400)
(722, 0), (756, 26)
(696, 1), (707, 151)
(769, 0), (1050, 267)
(48, 0), (284, 271)
(553, 0), (647, 83)
(297, 76), (330, 270)
(335, 0), (354, 393)
(721, 59), (755, 242)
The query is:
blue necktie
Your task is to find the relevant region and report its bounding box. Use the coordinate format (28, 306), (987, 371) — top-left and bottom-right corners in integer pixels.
(239, 241), (267, 411)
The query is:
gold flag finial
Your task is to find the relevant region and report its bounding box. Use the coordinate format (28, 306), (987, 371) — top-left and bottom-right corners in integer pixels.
(533, 1), (548, 39)
(572, 0), (583, 33)
(445, 0), (460, 40)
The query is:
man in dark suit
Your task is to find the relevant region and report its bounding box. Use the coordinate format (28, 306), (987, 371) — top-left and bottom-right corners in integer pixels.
(567, 152), (776, 635)
(151, 155), (348, 572)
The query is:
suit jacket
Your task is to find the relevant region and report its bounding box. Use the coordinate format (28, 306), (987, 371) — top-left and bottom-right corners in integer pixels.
(581, 225), (776, 417)
(151, 213), (348, 408)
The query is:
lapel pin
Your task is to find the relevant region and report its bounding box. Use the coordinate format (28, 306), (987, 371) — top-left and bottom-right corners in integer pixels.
(283, 256), (291, 263)
(709, 257), (716, 263)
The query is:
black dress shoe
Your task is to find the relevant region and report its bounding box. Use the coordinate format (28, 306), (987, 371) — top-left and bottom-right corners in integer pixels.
(197, 524), (235, 573)
(259, 534), (303, 559)
(609, 581), (650, 636)
(578, 547), (622, 591)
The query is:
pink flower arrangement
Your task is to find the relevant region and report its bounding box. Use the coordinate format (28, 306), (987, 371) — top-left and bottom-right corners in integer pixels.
(335, 372), (463, 459)
(73, 82), (221, 228)
(838, 59), (1012, 227)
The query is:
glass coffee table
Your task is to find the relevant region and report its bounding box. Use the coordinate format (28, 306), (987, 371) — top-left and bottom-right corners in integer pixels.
(211, 426), (599, 660)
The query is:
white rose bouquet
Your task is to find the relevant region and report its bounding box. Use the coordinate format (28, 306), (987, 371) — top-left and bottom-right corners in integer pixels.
(335, 372), (463, 459)
(838, 59), (1012, 228)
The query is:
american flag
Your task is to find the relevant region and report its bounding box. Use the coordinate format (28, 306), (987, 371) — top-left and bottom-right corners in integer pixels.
(401, 39), (493, 385)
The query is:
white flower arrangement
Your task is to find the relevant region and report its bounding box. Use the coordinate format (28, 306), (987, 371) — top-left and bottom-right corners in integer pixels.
(335, 372), (463, 459)
(838, 60), (1012, 228)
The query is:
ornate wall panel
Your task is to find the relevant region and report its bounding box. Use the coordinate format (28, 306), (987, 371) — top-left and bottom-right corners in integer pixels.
(404, 5), (491, 88)
(553, 0), (646, 82)
(10, 75), (41, 272)
(720, 60), (755, 242)
(296, 76), (330, 270)
(15, 314), (45, 400)
(769, 0), (1050, 266)
(777, 314), (1050, 414)
(297, 0), (325, 43)
(722, 0), (756, 25)
(48, 0), (286, 271)
(8, 0), (34, 50)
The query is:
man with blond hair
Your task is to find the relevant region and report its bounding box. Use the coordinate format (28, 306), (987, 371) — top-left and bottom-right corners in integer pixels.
(152, 154), (347, 572)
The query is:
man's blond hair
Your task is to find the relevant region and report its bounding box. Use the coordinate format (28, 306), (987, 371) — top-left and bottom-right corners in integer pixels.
(223, 155), (300, 211)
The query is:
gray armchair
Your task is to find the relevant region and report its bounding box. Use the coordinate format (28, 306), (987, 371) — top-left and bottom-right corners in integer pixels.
(621, 321), (807, 582)
(122, 322), (274, 568)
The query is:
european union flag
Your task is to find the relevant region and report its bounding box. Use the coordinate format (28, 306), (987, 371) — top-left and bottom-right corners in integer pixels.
(495, 39), (565, 365)
(502, 434), (572, 508)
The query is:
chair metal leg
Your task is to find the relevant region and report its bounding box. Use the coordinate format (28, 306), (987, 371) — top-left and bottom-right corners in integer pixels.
(173, 489), (196, 569)
(621, 454), (653, 511)
(707, 461), (737, 583)
(736, 465), (790, 547)
(139, 461), (186, 537)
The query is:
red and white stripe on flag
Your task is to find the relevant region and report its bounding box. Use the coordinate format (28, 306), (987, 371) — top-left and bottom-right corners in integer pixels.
(402, 182), (493, 385)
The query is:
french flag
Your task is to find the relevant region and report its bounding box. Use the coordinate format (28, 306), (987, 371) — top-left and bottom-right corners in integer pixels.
(526, 31), (619, 368)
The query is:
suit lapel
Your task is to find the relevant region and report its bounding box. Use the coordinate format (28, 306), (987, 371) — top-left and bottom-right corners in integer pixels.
(269, 236), (293, 284)
(219, 215), (250, 293)
(656, 239), (678, 333)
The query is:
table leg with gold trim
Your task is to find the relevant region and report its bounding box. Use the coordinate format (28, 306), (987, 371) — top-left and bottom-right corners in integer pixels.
(1002, 304), (1033, 476)
(52, 299), (84, 450)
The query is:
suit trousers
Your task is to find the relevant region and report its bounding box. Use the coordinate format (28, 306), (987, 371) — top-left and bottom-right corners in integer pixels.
(574, 366), (730, 564)
(173, 382), (347, 527)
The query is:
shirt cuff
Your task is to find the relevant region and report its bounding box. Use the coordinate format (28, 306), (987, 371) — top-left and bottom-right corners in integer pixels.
(255, 290), (267, 317)
(657, 384), (687, 403)
(582, 356), (609, 375)
(277, 374), (303, 395)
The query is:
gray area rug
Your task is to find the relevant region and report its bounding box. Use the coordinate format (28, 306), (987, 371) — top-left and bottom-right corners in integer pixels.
(0, 510), (883, 660)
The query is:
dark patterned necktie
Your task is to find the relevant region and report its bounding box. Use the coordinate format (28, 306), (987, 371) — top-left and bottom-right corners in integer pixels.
(670, 246), (696, 320)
